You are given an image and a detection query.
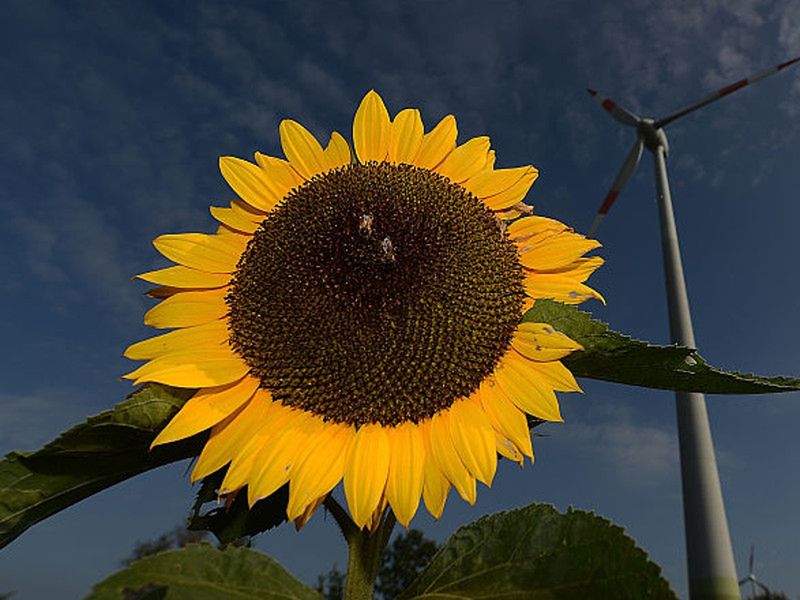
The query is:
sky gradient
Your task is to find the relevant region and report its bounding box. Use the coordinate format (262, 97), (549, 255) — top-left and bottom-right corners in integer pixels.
(1, 1), (799, 598)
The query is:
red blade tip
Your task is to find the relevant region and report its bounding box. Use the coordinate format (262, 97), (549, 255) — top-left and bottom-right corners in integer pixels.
(598, 190), (620, 214)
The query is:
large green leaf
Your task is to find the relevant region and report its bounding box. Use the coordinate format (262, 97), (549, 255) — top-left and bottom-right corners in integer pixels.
(0, 384), (200, 549)
(526, 300), (800, 394)
(399, 503), (677, 600)
(88, 543), (323, 600)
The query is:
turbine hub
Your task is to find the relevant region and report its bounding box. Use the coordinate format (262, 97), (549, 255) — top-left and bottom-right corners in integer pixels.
(638, 118), (669, 155)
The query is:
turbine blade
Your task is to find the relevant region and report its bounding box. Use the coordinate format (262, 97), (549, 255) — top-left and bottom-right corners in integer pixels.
(656, 55), (800, 128)
(749, 544), (754, 573)
(756, 580), (771, 594)
(586, 88), (641, 127)
(588, 138), (644, 236)
(588, 213), (605, 237)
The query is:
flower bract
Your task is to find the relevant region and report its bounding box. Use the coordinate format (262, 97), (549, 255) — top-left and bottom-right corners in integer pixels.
(125, 90), (603, 529)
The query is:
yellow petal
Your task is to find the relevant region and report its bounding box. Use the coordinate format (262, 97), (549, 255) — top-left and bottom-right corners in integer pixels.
(123, 348), (249, 388)
(414, 115), (457, 169)
(463, 166), (536, 204)
(463, 166), (529, 196)
(385, 423), (425, 527)
(495, 432), (525, 465)
(323, 131), (351, 169)
(486, 149), (496, 170)
(519, 232), (602, 271)
(521, 296), (536, 314)
(521, 355), (582, 392)
(145, 286), (187, 300)
(435, 136), (491, 183)
(151, 376), (260, 447)
(420, 421), (450, 519)
(254, 153), (304, 196)
(219, 156), (281, 212)
(478, 382), (534, 459)
(344, 424), (390, 528)
(210, 205), (260, 234)
(448, 399), (497, 486)
(124, 319), (230, 360)
(136, 265), (231, 289)
(248, 409), (324, 505)
(153, 233), (244, 274)
(481, 168), (539, 211)
(279, 119), (328, 180)
(191, 391), (271, 482)
(511, 322), (583, 362)
(214, 224), (249, 241)
(495, 206), (525, 221)
(493, 351), (563, 422)
(508, 216), (569, 241)
(524, 272), (605, 305)
(389, 108), (424, 164)
(143, 288), (229, 329)
(535, 256), (605, 282)
(229, 198), (266, 223)
(427, 411), (476, 504)
(287, 422), (354, 520)
(294, 495), (326, 531)
(220, 401), (295, 494)
(353, 90), (390, 163)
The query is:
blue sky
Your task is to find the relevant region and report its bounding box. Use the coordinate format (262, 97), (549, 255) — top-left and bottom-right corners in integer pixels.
(2, 1), (800, 598)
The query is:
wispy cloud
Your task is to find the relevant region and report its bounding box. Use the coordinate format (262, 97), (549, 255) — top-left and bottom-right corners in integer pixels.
(555, 404), (680, 487)
(0, 388), (96, 453)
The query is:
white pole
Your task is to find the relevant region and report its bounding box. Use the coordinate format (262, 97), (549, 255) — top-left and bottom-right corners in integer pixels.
(652, 143), (740, 600)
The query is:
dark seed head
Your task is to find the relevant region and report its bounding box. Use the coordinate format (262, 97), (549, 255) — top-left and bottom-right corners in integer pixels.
(227, 162), (525, 427)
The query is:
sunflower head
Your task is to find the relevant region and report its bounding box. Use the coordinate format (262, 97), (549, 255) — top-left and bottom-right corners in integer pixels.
(125, 90), (603, 529)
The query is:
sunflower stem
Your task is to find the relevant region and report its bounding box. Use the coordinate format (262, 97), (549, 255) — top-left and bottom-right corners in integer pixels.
(342, 510), (397, 600)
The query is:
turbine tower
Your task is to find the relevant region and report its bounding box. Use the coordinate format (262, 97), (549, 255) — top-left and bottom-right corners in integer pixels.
(587, 55), (800, 600)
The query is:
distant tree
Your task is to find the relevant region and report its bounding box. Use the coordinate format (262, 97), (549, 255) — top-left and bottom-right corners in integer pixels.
(751, 591), (789, 600)
(315, 565), (345, 600)
(315, 529), (439, 600)
(375, 529), (439, 600)
(122, 525), (209, 566)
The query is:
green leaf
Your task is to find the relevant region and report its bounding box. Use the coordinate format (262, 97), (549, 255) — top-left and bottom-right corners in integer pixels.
(88, 543), (323, 600)
(526, 300), (800, 394)
(399, 503), (677, 600)
(0, 384), (200, 550)
(188, 471), (289, 545)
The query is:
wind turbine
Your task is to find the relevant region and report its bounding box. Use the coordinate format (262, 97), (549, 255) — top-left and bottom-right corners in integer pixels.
(738, 545), (771, 599)
(587, 55), (800, 600)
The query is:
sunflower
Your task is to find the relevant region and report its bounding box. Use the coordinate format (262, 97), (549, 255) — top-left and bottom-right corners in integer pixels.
(124, 90), (603, 530)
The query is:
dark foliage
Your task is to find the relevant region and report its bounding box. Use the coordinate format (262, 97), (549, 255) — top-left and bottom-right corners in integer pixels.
(122, 525), (209, 566)
(314, 565), (345, 600)
(751, 591), (789, 600)
(376, 529), (439, 599)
